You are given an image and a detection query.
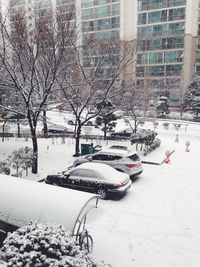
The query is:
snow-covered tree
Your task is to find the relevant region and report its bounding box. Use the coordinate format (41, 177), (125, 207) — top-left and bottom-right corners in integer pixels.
(183, 76), (200, 120)
(0, 222), (110, 267)
(130, 129), (158, 151)
(56, 38), (138, 156)
(0, 160), (10, 175)
(156, 96), (170, 118)
(95, 99), (117, 140)
(0, 7), (76, 173)
(121, 87), (144, 133)
(8, 146), (34, 176)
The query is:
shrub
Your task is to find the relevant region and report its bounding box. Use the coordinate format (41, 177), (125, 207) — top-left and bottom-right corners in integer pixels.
(0, 160), (10, 175)
(0, 222), (110, 267)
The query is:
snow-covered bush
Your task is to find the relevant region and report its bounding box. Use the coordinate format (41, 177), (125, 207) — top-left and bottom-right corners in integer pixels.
(130, 129), (158, 151)
(8, 146), (34, 176)
(0, 160), (10, 175)
(0, 222), (110, 267)
(143, 138), (161, 156)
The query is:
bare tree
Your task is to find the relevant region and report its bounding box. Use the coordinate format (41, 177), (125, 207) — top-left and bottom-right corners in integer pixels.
(0, 7), (75, 173)
(56, 37), (138, 156)
(122, 85), (145, 133)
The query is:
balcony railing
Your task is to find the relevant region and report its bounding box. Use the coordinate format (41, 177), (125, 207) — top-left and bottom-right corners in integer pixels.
(138, 29), (184, 40)
(138, 0), (186, 12)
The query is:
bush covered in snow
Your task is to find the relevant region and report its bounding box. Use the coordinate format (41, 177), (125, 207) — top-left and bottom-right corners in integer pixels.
(0, 222), (110, 267)
(8, 146), (34, 176)
(0, 160), (10, 175)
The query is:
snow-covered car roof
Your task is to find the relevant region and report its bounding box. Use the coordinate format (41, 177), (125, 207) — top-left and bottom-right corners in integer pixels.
(0, 174), (99, 235)
(96, 148), (138, 156)
(74, 162), (129, 181)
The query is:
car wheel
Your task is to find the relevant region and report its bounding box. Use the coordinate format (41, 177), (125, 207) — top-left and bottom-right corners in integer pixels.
(97, 189), (107, 199)
(87, 121), (93, 126)
(68, 120), (73, 125)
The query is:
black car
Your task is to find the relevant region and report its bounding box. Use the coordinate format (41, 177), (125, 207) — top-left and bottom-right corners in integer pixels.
(45, 163), (132, 199)
(110, 128), (132, 139)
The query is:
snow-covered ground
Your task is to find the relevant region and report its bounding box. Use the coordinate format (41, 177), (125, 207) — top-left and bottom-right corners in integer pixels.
(0, 118), (200, 267)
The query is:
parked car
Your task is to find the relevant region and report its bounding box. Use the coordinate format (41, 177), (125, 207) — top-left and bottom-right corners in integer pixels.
(64, 114), (95, 126)
(48, 124), (74, 134)
(45, 163), (132, 199)
(73, 148), (143, 180)
(110, 128), (133, 139)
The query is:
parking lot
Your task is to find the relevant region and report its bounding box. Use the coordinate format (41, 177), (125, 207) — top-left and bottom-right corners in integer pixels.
(0, 120), (200, 267)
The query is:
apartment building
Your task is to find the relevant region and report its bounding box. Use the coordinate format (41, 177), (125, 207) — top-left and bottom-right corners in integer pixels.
(2, 0), (200, 104)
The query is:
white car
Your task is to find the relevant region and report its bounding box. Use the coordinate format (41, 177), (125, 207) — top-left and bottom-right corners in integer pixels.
(64, 114), (95, 126)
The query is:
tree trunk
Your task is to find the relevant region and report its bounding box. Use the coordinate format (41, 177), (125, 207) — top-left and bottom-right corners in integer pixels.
(17, 119), (20, 138)
(2, 120), (6, 142)
(43, 110), (48, 138)
(31, 130), (38, 174)
(103, 122), (107, 140)
(74, 125), (81, 156)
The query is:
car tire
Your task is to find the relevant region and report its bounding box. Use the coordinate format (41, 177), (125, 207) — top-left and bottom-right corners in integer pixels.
(97, 189), (107, 199)
(87, 121), (93, 126)
(68, 120), (73, 125)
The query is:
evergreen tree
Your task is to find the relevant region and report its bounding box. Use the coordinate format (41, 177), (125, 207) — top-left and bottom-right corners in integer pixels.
(156, 96), (170, 118)
(183, 76), (200, 120)
(95, 99), (117, 140)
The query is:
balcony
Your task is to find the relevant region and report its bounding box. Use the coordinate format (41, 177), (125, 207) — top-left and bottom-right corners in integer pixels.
(138, 0), (186, 12)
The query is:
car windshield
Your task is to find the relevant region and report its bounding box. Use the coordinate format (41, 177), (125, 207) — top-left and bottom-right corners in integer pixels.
(128, 153), (140, 161)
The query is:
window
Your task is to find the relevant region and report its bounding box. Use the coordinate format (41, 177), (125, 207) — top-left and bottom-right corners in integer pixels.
(81, 169), (98, 178)
(153, 25), (162, 36)
(136, 67), (145, 77)
(92, 154), (109, 160)
(166, 65), (182, 76)
(82, 8), (94, 19)
(196, 52), (200, 62)
(70, 170), (83, 177)
(168, 22), (184, 34)
(95, 6), (110, 17)
(196, 65), (200, 74)
(164, 51), (183, 63)
(148, 66), (164, 76)
(138, 13), (147, 25)
(149, 52), (163, 63)
(112, 3), (120, 16)
(137, 53), (148, 64)
(128, 154), (140, 161)
(82, 0), (94, 8)
(111, 17), (120, 28)
(148, 11), (162, 23)
(168, 8), (185, 21)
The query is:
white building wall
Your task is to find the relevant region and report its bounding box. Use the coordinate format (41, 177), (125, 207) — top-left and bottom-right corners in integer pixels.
(185, 0), (199, 36)
(120, 0), (137, 41)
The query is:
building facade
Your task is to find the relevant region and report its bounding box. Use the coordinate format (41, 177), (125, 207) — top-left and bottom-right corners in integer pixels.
(2, 0), (200, 104)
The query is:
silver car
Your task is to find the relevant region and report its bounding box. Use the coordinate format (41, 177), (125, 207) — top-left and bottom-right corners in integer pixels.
(73, 147), (143, 180)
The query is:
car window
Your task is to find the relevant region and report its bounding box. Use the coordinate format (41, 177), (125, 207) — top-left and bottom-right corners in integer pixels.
(111, 155), (122, 160)
(92, 154), (109, 161)
(81, 169), (99, 179)
(92, 154), (122, 161)
(128, 153), (140, 161)
(70, 169), (83, 177)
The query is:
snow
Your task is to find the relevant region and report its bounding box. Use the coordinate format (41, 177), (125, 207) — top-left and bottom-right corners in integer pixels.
(0, 117), (200, 267)
(0, 174), (98, 234)
(75, 162), (129, 182)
